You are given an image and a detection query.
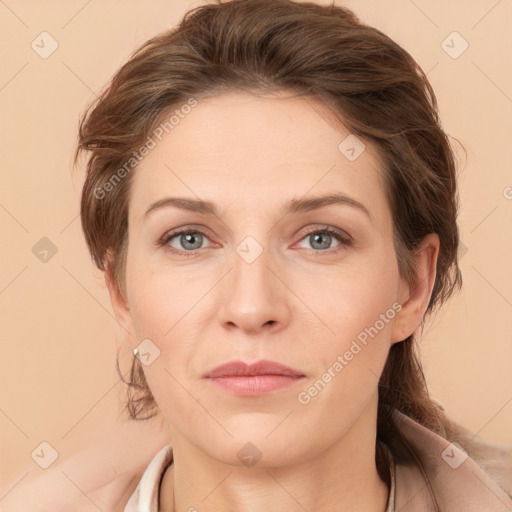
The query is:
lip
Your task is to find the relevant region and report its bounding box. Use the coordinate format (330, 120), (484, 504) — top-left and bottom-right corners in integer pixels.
(204, 360), (305, 378)
(203, 360), (306, 396)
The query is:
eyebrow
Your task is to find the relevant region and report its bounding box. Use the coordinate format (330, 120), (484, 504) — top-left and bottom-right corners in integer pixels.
(143, 192), (372, 223)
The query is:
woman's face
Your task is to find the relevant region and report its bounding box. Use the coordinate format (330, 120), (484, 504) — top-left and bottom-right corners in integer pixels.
(110, 91), (427, 466)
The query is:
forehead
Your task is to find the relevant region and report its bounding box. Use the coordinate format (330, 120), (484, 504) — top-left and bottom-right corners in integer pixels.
(128, 91), (390, 226)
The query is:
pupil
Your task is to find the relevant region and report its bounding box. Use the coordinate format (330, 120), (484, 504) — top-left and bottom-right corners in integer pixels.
(313, 233), (329, 249)
(184, 233), (200, 249)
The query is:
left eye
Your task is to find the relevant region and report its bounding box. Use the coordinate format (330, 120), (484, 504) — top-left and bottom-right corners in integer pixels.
(159, 227), (352, 254)
(296, 228), (349, 251)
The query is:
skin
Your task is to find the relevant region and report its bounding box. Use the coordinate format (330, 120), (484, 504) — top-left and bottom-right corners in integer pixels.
(106, 91), (439, 512)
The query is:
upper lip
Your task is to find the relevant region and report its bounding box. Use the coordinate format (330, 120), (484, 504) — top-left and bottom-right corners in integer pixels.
(204, 360), (305, 378)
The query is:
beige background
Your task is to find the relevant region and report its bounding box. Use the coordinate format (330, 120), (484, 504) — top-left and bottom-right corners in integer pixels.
(1, 0), (511, 493)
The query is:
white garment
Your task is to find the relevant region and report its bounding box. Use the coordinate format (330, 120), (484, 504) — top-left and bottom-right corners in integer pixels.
(123, 444), (173, 512)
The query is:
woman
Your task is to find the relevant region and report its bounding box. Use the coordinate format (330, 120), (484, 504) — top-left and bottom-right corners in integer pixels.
(14, 0), (511, 510)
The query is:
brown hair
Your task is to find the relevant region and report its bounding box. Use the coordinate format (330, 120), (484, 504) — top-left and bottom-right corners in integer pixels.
(75, 0), (466, 501)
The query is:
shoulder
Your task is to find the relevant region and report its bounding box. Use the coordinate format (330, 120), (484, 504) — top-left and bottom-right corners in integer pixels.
(393, 411), (512, 510)
(444, 416), (512, 497)
(1, 465), (144, 512)
(0, 420), (170, 512)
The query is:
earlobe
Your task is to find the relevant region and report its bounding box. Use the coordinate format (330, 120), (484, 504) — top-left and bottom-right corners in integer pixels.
(390, 233), (440, 344)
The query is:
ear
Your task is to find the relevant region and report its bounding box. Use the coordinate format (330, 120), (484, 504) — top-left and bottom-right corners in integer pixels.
(104, 267), (138, 349)
(390, 233), (440, 344)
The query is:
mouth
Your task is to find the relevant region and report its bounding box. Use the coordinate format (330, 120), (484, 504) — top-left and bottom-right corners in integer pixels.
(203, 359), (306, 396)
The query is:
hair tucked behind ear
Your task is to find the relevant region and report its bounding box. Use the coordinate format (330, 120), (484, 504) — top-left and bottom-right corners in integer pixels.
(76, 1), (469, 503)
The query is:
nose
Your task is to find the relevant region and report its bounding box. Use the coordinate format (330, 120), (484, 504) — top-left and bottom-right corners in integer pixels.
(216, 240), (291, 335)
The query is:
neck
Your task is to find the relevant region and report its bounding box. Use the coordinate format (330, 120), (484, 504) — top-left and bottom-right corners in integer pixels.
(159, 394), (389, 512)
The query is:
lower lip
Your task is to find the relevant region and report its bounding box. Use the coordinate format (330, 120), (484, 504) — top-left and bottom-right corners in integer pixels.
(206, 375), (305, 395)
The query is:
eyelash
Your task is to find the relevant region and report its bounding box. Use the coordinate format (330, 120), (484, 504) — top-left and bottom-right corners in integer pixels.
(157, 225), (353, 257)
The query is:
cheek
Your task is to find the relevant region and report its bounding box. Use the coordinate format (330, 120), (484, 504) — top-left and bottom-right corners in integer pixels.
(124, 265), (203, 421)
(301, 248), (400, 387)
(125, 258), (207, 382)
(304, 248), (399, 343)
(126, 251), (198, 339)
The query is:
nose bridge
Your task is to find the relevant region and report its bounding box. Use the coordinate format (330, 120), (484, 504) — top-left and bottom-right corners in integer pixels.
(217, 231), (289, 332)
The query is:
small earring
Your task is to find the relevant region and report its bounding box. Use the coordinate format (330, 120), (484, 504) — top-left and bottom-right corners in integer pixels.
(133, 348), (139, 359)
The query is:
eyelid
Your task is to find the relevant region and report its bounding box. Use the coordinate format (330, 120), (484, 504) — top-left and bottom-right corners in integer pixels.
(295, 224), (353, 244)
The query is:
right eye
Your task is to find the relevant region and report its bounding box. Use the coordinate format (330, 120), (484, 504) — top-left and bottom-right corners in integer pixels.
(159, 228), (214, 255)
